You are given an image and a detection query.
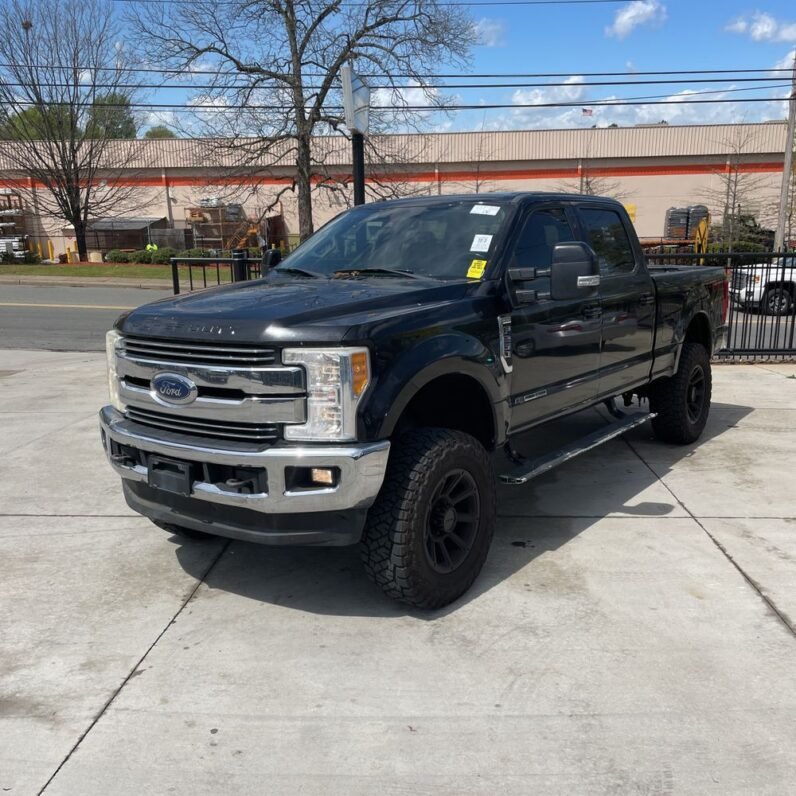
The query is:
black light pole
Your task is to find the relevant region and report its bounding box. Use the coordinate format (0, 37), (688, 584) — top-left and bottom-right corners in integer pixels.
(352, 132), (365, 206)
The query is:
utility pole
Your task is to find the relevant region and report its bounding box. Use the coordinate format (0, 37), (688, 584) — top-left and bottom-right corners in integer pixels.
(774, 52), (796, 252)
(341, 64), (370, 206)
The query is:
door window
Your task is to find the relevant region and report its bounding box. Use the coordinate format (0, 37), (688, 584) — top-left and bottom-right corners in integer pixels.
(579, 208), (635, 276)
(512, 207), (575, 268)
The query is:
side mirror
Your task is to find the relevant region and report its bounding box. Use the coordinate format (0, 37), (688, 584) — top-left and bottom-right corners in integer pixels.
(262, 248), (282, 269)
(550, 242), (599, 300)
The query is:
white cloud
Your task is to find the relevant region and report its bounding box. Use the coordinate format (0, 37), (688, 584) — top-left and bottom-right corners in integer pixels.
(371, 82), (440, 110)
(510, 75), (586, 109)
(773, 47), (796, 71)
(605, 0), (667, 39)
(474, 18), (505, 47)
(725, 12), (796, 42)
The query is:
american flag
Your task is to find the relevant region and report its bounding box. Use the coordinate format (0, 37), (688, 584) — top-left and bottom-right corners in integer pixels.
(582, 108), (593, 117)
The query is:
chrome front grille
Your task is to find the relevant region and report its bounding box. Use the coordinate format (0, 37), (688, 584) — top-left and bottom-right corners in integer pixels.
(126, 406), (279, 443)
(115, 335), (306, 440)
(121, 336), (277, 367)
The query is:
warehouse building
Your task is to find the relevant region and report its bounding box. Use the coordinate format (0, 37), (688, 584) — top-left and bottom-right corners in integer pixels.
(0, 121), (790, 258)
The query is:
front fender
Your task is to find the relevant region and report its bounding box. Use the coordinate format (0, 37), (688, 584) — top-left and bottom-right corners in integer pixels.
(359, 332), (508, 442)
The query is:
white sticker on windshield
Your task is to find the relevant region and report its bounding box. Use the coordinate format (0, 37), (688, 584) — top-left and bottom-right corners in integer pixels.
(470, 204), (500, 216)
(470, 234), (493, 253)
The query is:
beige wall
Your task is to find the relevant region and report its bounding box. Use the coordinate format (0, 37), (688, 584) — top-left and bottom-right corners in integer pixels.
(12, 122), (788, 257)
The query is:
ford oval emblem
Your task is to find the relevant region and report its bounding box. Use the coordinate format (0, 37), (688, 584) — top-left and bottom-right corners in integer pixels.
(151, 372), (198, 406)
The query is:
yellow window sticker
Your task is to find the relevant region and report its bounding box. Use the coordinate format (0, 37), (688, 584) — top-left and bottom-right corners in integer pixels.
(467, 259), (488, 279)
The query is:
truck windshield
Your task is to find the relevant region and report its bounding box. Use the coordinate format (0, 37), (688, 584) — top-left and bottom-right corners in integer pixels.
(279, 200), (512, 280)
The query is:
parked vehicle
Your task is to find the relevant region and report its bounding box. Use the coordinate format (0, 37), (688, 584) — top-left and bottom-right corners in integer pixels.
(729, 255), (796, 316)
(100, 193), (728, 608)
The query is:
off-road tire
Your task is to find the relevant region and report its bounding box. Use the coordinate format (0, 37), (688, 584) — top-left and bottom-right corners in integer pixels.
(762, 286), (793, 316)
(649, 342), (712, 444)
(360, 428), (496, 609)
(152, 520), (213, 541)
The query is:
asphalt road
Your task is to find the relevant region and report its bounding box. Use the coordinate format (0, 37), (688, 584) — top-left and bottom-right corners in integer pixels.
(0, 285), (172, 351)
(0, 283), (793, 354)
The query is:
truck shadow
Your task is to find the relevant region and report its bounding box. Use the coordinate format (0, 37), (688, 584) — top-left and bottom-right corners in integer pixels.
(173, 400), (752, 619)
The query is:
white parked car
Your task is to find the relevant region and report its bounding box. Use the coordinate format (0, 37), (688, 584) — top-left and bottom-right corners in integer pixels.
(730, 255), (796, 315)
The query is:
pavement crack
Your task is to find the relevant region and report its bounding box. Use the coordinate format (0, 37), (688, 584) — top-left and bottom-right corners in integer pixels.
(623, 437), (796, 640)
(37, 538), (231, 795)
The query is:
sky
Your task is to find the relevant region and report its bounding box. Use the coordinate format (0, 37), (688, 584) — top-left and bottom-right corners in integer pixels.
(139, 0), (796, 134)
(452, 0), (796, 130)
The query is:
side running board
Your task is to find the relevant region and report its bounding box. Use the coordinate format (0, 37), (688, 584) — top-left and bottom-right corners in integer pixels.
(499, 411), (657, 485)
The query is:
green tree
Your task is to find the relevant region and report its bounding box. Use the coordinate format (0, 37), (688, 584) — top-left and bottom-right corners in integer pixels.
(86, 92), (137, 139)
(144, 125), (177, 139)
(0, 106), (80, 140)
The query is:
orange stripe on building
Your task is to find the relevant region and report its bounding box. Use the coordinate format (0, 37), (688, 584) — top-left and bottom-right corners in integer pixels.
(0, 161), (785, 191)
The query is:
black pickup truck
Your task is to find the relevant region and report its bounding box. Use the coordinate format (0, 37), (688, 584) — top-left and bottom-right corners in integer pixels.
(101, 193), (728, 608)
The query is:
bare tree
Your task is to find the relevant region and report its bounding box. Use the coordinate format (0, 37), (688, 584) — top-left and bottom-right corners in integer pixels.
(702, 128), (776, 249)
(0, 0), (145, 260)
(557, 171), (631, 202)
(555, 130), (631, 201)
(129, 0), (475, 241)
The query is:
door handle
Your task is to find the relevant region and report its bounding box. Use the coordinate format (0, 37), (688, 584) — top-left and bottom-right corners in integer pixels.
(582, 305), (602, 319)
(638, 293), (655, 306)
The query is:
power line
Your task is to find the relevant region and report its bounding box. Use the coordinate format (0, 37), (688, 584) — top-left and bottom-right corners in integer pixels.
(1, 61), (793, 79)
(6, 93), (788, 113)
(0, 76), (791, 92)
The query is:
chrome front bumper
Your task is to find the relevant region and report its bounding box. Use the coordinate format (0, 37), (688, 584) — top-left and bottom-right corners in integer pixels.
(99, 406), (390, 515)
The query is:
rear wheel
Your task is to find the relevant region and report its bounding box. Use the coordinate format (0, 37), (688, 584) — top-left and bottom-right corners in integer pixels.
(649, 342), (712, 444)
(152, 520), (214, 541)
(763, 286), (793, 316)
(360, 428), (496, 609)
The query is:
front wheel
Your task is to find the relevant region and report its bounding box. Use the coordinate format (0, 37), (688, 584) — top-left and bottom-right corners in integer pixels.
(360, 428), (496, 609)
(648, 342), (712, 444)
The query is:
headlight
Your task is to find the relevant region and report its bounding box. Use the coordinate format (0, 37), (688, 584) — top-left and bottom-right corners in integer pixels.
(283, 348), (371, 441)
(105, 329), (125, 412)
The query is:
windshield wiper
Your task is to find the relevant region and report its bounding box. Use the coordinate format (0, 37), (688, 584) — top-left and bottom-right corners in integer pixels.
(272, 266), (324, 279)
(333, 267), (422, 279)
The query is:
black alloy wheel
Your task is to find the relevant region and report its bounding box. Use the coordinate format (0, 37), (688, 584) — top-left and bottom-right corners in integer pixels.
(685, 364), (707, 425)
(424, 469), (481, 574)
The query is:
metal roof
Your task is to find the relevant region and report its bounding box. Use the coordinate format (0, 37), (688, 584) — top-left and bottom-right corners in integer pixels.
(0, 122), (787, 172)
(87, 217), (166, 231)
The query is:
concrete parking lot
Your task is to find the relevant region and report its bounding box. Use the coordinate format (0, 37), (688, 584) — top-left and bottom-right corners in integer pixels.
(1, 350), (795, 795)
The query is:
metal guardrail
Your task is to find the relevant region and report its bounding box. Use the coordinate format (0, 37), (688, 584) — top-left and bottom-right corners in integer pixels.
(648, 251), (796, 360)
(170, 249), (261, 294)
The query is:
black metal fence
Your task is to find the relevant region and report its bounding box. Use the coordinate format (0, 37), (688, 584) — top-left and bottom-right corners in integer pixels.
(648, 251), (796, 360)
(170, 249), (262, 294)
(170, 247), (795, 361)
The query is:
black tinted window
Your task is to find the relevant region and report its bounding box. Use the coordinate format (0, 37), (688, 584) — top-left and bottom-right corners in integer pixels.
(579, 208), (635, 275)
(513, 208), (575, 267)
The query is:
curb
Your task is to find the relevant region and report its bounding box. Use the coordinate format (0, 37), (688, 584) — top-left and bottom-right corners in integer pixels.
(0, 275), (172, 290)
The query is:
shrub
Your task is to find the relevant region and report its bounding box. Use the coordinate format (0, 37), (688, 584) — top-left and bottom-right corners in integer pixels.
(130, 249), (152, 263)
(148, 246), (178, 264)
(1, 250), (16, 264)
(105, 249), (130, 263)
(23, 250), (41, 264)
(178, 248), (211, 258)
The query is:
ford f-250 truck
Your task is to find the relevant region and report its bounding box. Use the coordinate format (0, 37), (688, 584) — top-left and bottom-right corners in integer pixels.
(101, 193), (728, 608)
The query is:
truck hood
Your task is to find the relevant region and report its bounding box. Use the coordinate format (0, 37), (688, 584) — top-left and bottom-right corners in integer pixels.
(118, 274), (473, 344)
